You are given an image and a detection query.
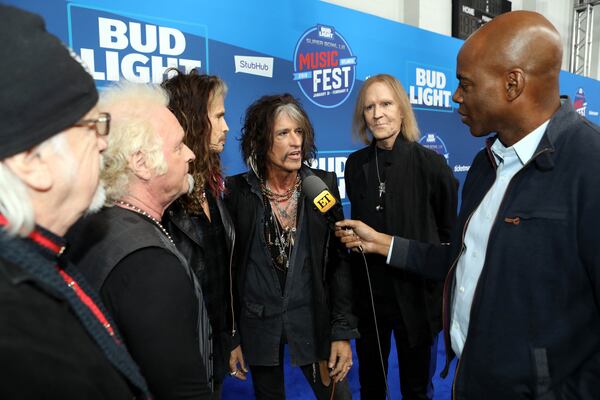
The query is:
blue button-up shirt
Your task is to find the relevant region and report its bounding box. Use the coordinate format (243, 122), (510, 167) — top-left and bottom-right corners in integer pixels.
(450, 120), (549, 358)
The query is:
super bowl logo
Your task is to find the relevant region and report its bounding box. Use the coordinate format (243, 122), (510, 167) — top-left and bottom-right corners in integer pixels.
(293, 24), (357, 108)
(408, 62), (453, 112)
(67, 4), (207, 85)
(573, 87), (587, 117)
(419, 133), (450, 163)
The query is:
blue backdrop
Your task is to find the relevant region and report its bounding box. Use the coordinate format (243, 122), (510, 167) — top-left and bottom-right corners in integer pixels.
(11, 0), (600, 214)
(8, 1), (600, 398)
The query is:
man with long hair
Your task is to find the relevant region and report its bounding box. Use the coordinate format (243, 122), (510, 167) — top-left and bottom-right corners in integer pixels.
(224, 94), (358, 399)
(345, 74), (457, 399)
(161, 70), (245, 396)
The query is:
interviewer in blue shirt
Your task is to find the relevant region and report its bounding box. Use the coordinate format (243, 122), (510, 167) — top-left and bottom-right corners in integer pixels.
(336, 10), (600, 400)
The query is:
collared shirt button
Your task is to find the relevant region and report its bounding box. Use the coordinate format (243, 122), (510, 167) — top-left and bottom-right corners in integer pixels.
(459, 286), (465, 293)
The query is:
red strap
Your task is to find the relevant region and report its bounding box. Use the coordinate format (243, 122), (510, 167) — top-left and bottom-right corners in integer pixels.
(0, 214), (63, 255)
(29, 230), (63, 254)
(56, 267), (117, 339)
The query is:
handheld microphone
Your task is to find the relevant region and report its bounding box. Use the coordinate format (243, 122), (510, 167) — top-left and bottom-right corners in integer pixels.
(302, 175), (344, 228)
(303, 177), (388, 398)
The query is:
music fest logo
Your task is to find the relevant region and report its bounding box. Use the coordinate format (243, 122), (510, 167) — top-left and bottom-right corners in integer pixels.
(293, 24), (357, 108)
(67, 4), (207, 85)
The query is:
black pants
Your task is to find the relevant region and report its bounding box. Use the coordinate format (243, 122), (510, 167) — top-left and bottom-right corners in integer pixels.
(250, 345), (352, 400)
(356, 312), (434, 400)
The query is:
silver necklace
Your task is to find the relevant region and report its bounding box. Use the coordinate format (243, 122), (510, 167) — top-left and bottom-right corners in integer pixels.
(271, 188), (300, 224)
(374, 147), (385, 212)
(114, 200), (174, 244)
(272, 214), (295, 270)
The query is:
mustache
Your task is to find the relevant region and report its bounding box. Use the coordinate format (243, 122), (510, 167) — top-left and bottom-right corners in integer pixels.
(187, 173), (195, 194)
(283, 149), (302, 161)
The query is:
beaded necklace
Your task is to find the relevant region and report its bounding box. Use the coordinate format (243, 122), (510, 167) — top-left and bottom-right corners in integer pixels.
(261, 176), (301, 271)
(114, 200), (174, 244)
(261, 174), (301, 203)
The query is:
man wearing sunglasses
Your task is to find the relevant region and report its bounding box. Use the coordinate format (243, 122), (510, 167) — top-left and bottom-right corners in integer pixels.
(0, 5), (149, 399)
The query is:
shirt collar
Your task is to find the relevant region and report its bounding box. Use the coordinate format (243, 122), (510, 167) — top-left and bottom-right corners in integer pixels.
(491, 119), (550, 166)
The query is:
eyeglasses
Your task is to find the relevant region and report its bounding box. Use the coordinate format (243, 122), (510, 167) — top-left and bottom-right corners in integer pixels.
(72, 112), (111, 137)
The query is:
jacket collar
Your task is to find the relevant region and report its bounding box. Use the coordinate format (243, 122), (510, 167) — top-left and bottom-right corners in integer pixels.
(362, 135), (408, 179)
(243, 164), (312, 195)
(533, 96), (577, 171)
(0, 214), (66, 261)
(485, 97), (575, 172)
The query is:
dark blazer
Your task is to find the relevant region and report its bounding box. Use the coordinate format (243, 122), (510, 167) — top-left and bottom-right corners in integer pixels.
(390, 98), (600, 399)
(164, 194), (238, 382)
(345, 136), (457, 345)
(224, 166), (359, 363)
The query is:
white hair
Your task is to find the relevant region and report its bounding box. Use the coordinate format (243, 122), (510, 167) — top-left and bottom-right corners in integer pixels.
(99, 82), (170, 202)
(0, 162), (34, 237)
(0, 133), (69, 237)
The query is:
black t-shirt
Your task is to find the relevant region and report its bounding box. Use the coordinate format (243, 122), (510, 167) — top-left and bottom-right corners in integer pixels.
(102, 247), (212, 400)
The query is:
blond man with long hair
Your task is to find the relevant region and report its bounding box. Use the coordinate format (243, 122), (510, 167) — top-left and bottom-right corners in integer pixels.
(344, 74), (457, 399)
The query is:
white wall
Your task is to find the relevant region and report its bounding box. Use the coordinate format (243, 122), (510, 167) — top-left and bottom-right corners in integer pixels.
(321, 0), (600, 80)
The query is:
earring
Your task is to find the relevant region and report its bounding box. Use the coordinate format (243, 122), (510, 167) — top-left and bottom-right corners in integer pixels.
(248, 154), (260, 178)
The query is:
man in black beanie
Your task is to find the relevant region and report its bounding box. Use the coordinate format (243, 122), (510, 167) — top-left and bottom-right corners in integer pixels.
(0, 6), (150, 399)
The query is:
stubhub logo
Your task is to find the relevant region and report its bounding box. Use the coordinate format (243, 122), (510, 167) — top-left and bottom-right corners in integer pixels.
(68, 5), (207, 84)
(234, 55), (273, 78)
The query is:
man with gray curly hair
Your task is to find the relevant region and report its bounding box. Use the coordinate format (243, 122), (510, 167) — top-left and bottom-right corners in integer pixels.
(67, 82), (217, 399)
(0, 5), (149, 399)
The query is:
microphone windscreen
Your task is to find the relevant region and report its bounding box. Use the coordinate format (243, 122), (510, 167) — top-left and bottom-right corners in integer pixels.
(303, 175), (339, 215)
(303, 175), (329, 199)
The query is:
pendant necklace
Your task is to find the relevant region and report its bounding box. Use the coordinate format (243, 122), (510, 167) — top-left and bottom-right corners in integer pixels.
(374, 146), (385, 212)
(261, 177), (301, 271)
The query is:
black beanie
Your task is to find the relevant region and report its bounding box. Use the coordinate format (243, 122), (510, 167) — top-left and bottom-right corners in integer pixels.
(0, 5), (98, 159)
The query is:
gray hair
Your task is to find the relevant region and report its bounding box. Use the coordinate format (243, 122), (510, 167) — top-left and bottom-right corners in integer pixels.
(99, 82), (170, 202)
(0, 133), (69, 237)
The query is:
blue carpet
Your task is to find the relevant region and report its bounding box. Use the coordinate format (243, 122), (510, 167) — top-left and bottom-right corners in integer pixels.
(223, 332), (456, 399)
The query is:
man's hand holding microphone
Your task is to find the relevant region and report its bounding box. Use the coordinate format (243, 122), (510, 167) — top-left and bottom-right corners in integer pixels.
(334, 219), (393, 257)
(302, 173), (393, 258)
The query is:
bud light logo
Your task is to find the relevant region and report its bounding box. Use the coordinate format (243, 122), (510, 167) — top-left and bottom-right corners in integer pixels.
(573, 87), (587, 117)
(419, 133), (450, 163)
(67, 4), (207, 85)
(293, 24), (357, 108)
(408, 62), (453, 112)
(310, 150), (349, 204)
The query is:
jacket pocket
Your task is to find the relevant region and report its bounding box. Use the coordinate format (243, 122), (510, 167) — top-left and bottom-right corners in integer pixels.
(243, 301), (264, 319)
(532, 347), (556, 399)
(504, 210), (567, 225)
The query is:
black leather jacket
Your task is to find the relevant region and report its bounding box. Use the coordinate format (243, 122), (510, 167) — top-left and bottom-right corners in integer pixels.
(164, 194), (238, 382)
